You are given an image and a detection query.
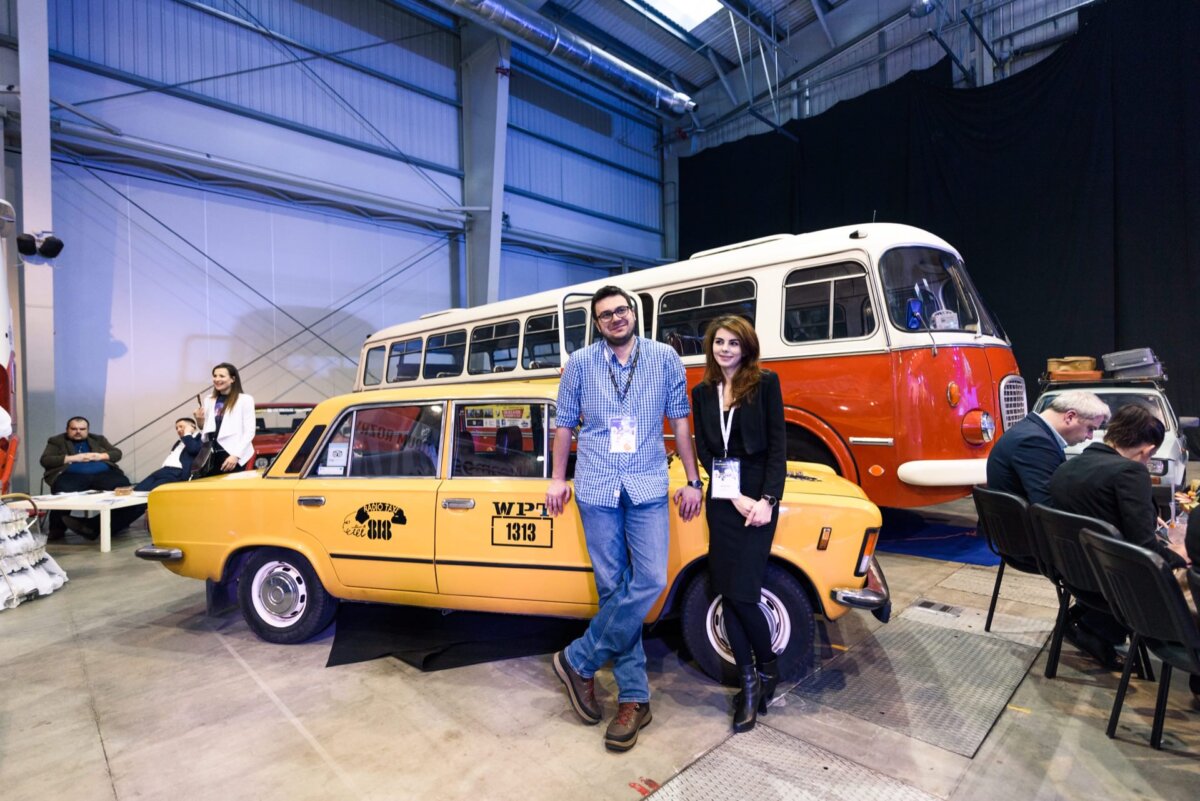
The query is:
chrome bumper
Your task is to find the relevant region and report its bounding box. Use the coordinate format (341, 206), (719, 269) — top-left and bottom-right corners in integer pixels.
(831, 556), (892, 623)
(135, 545), (184, 562)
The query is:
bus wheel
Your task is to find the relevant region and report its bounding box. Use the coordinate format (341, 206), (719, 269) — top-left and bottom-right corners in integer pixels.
(786, 424), (840, 474)
(238, 548), (338, 644)
(680, 564), (816, 686)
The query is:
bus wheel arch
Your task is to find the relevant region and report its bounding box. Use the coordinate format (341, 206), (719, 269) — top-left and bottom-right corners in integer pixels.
(783, 412), (856, 482)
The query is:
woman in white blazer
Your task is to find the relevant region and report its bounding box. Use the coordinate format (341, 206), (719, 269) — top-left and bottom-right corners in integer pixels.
(194, 362), (256, 472)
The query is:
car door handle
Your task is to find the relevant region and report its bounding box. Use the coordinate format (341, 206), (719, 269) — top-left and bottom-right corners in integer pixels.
(441, 498), (475, 510)
(297, 496), (326, 507)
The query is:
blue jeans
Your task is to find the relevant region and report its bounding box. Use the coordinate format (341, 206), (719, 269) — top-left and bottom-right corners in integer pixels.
(564, 489), (668, 704)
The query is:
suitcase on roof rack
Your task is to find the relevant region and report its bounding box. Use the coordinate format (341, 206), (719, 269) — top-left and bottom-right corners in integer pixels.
(1111, 362), (1165, 380)
(1101, 348), (1157, 371)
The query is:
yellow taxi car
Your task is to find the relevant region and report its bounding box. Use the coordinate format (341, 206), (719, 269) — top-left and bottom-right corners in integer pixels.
(137, 380), (889, 683)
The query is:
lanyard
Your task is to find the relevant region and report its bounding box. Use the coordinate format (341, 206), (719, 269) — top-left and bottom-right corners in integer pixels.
(606, 339), (641, 403)
(717, 382), (735, 458)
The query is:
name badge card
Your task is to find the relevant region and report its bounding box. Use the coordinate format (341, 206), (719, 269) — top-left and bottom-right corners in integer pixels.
(711, 457), (741, 499)
(609, 416), (637, 453)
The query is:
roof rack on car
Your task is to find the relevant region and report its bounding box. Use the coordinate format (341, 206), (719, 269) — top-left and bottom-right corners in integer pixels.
(1037, 373), (1169, 392)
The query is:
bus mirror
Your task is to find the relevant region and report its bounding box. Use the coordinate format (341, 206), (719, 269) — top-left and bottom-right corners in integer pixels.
(906, 298), (925, 330)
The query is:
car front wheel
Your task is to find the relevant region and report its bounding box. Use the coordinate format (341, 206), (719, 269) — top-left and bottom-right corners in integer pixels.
(681, 563), (815, 686)
(238, 548), (338, 644)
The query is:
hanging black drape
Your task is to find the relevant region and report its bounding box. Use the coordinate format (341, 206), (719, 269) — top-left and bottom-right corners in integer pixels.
(680, 0), (1200, 416)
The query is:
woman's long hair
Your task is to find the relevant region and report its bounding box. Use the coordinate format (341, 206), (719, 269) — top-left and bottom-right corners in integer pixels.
(210, 362), (245, 411)
(700, 315), (762, 405)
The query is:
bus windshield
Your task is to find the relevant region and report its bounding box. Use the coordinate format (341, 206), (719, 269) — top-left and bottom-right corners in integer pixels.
(879, 247), (1004, 339)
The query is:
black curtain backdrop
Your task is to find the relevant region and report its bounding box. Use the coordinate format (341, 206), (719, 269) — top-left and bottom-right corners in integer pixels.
(679, 0), (1200, 415)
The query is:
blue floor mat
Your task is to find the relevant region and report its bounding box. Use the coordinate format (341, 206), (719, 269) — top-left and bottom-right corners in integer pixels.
(876, 508), (1000, 566)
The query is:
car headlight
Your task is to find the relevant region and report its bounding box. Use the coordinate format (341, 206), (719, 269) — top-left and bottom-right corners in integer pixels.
(254, 456), (271, 470)
(1146, 458), (1167, 476)
(961, 410), (996, 445)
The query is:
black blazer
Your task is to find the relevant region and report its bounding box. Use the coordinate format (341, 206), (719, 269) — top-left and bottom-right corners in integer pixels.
(691, 369), (786, 500)
(1049, 442), (1187, 569)
(985, 412), (1063, 506)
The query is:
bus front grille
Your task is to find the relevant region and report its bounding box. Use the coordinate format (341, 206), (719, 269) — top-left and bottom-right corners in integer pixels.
(999, 375), (1028, 432)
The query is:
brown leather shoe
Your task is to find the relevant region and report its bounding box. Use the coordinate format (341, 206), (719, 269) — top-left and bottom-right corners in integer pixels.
(553, 651), (600, 725)
(605, 702), (652, 752)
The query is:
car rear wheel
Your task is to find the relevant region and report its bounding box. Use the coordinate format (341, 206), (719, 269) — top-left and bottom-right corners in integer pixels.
(681, 563), (815, 686)
(238, 548), (338, 644)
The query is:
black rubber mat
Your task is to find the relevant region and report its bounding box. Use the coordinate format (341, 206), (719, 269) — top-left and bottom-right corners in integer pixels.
(326, 602), (587, 671)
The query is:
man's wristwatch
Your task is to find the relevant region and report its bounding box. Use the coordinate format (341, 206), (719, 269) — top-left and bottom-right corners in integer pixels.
(687, 479), (704, 490)
(761, 494), (778, 507)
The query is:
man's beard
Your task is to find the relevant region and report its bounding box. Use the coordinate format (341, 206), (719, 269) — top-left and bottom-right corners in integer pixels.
(603, 324), (635, 348)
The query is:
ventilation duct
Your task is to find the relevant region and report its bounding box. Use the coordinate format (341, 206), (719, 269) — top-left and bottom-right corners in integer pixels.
(435, 0), (697, 115)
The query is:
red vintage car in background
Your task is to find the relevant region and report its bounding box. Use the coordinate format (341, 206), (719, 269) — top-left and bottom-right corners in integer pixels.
(251, 403), (315, 470)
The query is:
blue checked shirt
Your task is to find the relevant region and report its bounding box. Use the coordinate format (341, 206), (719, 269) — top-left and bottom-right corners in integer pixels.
(555, 336), (691, 507)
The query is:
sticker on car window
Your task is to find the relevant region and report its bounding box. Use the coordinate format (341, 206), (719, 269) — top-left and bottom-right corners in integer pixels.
(491, 500), (552, 548)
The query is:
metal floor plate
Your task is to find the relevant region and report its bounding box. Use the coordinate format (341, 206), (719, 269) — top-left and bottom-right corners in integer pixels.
(902, 597), (1052, 649)
(791, 617), (1039, 757)
(648, 724), (940, 801)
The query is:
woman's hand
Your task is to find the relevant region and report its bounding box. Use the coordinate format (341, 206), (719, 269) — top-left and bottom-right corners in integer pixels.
(193, 406), (206, 426)
(743, 498), (774, 527)
(220, 455), (239, 472)
(731, 495), (756, 518)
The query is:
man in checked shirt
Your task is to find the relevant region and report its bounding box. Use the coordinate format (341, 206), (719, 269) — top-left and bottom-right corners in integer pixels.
(546, 285), (705, 753)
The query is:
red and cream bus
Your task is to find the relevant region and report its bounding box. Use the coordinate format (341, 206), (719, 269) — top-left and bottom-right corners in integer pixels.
(354, 223), (1027, 508)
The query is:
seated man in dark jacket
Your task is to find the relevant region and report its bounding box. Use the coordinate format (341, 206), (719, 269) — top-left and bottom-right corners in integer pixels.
(135, 418), (204, 491)
(40, 416), (133, 539)
(1049, 403), (1190, 669)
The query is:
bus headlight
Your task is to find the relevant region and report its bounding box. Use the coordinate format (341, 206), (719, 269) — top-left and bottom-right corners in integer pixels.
(962, 410), (996, 445)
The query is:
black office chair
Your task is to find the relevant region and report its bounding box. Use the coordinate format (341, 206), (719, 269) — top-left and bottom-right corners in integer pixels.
(971, 486), (1046, 632)
(1029, 504), (1152, 680)
(1080, 530), (1200, 750)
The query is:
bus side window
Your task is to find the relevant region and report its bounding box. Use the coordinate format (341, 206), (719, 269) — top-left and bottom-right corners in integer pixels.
(469, 320), (520, 375)
(362, 346), (385, 386)
(423, 330), (467, 380)
(658, 280), (755, 353)
(522, 311), (584, 369)
(387, 337), (423, 383)
(783, 263), (872, 343)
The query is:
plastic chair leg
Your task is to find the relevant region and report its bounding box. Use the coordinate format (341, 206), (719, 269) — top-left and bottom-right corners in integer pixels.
(985, 561), (1006, 632)
(1150, 662), (1173, 750)
(1134, 640), (1155, 683)
(1045, 588), (1070, 679)
(1107, 633), (1139, 738)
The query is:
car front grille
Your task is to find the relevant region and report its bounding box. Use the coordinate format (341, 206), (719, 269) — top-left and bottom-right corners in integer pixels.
(999, 375), (1028, 432)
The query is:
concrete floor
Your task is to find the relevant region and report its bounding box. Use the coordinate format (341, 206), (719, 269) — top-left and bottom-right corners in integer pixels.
(3, 502), (1198, 801)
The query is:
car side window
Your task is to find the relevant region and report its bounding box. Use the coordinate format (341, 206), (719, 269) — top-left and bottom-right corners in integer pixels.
(310, 404), (444, 478)
(452, 402), (548, 478)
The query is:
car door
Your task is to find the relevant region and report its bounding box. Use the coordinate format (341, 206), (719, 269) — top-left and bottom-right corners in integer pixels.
(434, 400), (595, 607)
(293, 402), (443, 593)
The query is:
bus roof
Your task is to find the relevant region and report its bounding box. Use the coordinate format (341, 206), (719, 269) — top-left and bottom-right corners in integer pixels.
(364, 222), (956, 346)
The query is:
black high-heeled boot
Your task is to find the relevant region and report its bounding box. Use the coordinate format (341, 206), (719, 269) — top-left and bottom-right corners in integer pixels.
(757, 659), (779, 715)
(733, 665), (761, 733)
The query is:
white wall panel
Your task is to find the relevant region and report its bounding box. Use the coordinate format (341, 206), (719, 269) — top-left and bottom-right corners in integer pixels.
(48, 162), (452, 481)
(498, 249), (612, 301)
(503, 193), (661, 264)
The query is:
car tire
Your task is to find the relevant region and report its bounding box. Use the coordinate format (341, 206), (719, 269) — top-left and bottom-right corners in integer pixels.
(238, 548), (338, 644)
(680, 563), (816, 686)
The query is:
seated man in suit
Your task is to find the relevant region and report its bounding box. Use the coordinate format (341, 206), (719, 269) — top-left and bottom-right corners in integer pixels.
(135, 418), (204, 491)
(1049, 404), (1190, 670)
(40, 416), (133, 540)
(987, 389), (1109, 505)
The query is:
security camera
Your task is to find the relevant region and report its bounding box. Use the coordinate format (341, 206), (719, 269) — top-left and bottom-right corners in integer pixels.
(17, 231), (65, 259)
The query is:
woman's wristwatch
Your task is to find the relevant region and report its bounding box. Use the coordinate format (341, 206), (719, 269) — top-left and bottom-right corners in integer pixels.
(760, 494), (778, 507)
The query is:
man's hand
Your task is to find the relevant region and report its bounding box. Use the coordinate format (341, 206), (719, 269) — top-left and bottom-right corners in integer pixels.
(546, 478), (571, 517)
(673, 485), (702, 522)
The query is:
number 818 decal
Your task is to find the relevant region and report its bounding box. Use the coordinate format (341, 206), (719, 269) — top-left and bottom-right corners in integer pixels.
(491, 500), (552, 548)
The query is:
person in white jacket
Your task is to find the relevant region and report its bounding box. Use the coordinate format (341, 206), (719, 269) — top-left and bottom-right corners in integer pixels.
(194, 362), (256, 473)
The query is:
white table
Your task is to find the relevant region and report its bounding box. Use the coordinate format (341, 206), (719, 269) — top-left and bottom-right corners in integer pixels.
(18, 492), (148, 553)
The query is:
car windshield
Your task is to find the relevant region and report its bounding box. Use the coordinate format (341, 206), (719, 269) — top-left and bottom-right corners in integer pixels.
(256, 406), (313, 435)
(879, 246), (1004, 338)
(1033, 391), (1172, 428)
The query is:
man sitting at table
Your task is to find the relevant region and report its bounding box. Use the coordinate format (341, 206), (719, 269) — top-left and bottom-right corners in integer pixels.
(135, 418), (203, 491)
(40, 416), (134, 540)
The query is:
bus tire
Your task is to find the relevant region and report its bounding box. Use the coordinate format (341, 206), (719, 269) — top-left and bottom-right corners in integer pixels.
(680, 564), (816, 686)
(238, 548), (338, 644)
(786, 424), (841, 474)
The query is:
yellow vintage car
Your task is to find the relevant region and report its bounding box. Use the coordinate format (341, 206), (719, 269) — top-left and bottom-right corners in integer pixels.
(137, 381), (889, 682)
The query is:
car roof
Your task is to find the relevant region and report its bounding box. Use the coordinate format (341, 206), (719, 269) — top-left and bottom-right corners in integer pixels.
(319, 379), (560, 410)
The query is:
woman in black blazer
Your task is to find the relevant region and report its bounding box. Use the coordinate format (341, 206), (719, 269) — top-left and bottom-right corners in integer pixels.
(691, 314), (786, 733)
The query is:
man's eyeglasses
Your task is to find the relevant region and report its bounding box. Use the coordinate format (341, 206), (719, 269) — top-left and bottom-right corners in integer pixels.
(596, 305), (632, 323)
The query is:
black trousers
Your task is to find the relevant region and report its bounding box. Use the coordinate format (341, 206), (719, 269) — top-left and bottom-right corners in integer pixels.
(50, 468), (141, 534)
